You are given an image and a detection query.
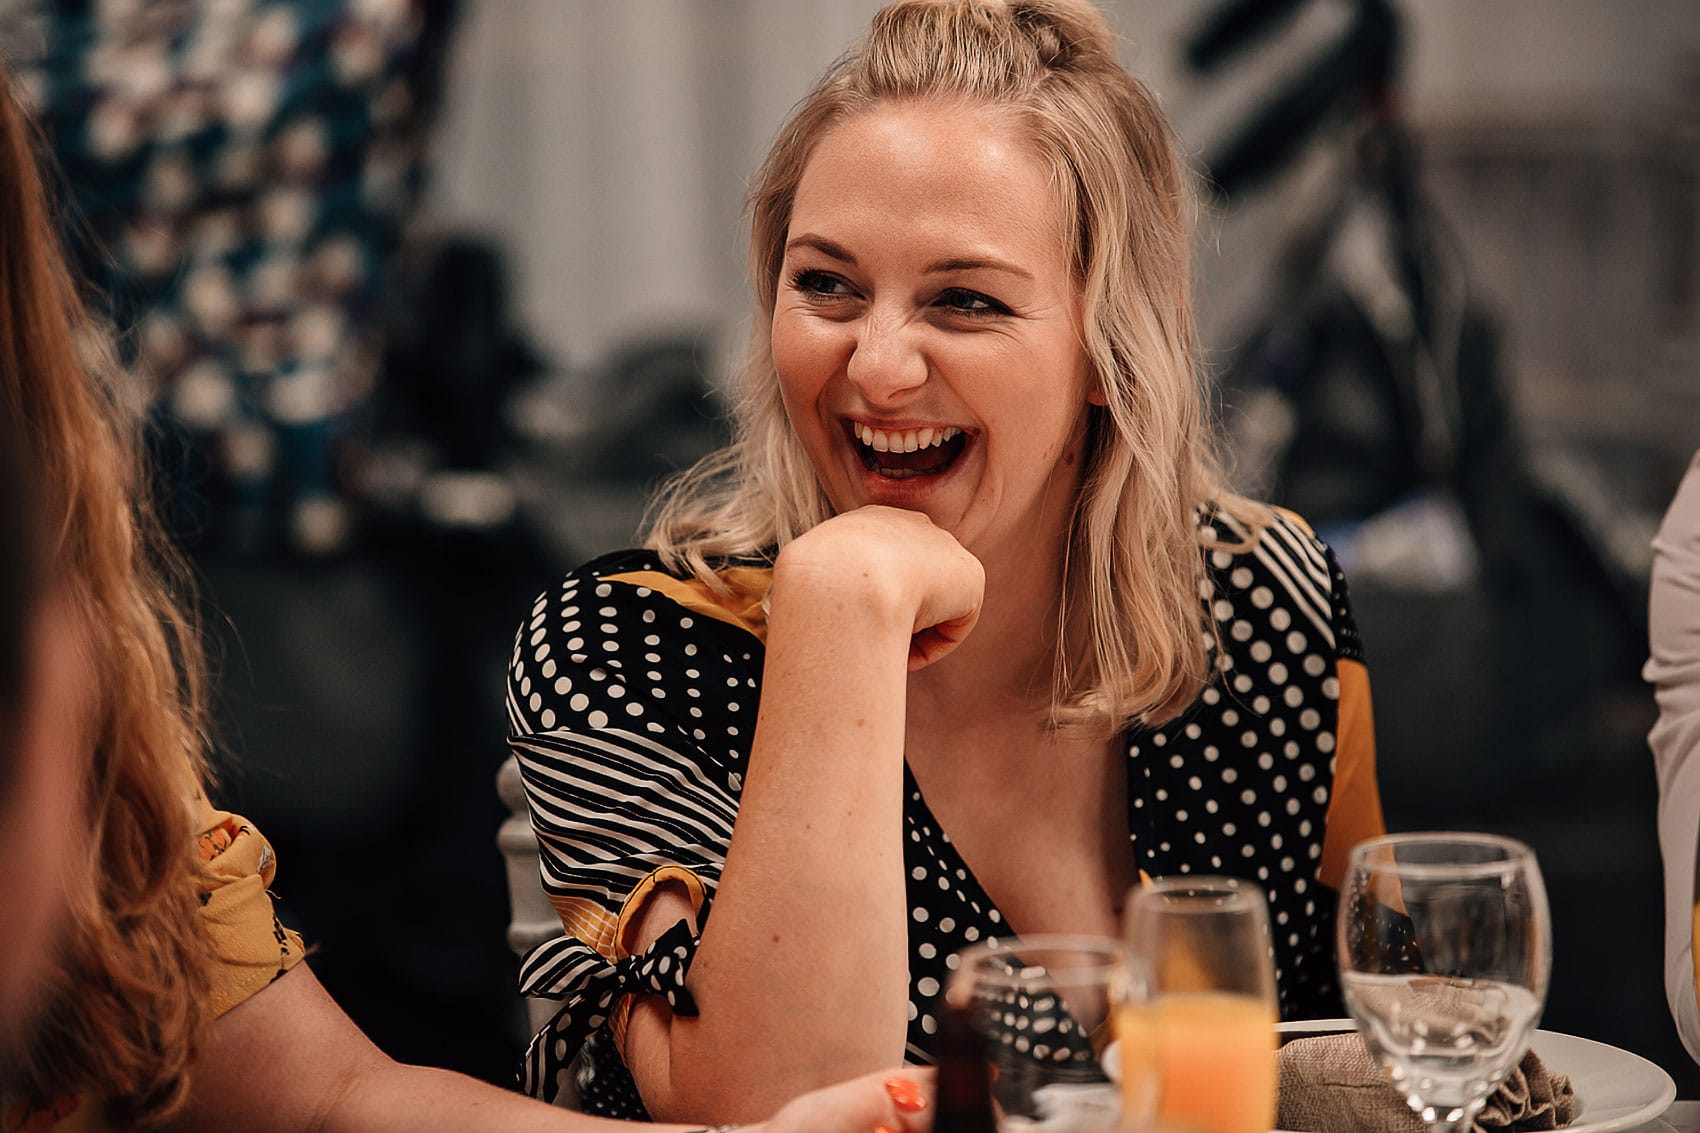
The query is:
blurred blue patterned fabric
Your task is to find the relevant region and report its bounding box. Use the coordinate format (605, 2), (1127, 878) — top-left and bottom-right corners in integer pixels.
(1, 0), (437, 553)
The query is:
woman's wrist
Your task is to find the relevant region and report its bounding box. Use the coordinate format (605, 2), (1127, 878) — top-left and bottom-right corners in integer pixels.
(772, 520), (935, 638)
(768, 556), (918, 670)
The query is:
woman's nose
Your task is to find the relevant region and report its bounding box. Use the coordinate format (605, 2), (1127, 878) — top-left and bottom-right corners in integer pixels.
(845, 311), (927, 405)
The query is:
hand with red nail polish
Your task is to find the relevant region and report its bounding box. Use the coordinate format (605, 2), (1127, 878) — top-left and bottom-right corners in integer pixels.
(756, 1068), (935, 1133)
(884, 1076), (929, 1114)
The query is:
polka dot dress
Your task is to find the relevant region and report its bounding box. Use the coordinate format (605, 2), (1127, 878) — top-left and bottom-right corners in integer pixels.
(506, 509), (1375, 1117)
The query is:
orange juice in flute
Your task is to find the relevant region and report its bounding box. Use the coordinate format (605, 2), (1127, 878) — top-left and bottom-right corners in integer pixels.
(1121, 877), (1278, 1133)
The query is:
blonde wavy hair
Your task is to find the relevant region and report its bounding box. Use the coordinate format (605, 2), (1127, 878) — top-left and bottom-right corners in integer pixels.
(1, 69), (214, 1126)
(648, 0), (1266, 734)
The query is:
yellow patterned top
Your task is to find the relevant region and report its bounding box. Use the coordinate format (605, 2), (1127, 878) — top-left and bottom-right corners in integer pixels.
(2, 796), (305, 1132)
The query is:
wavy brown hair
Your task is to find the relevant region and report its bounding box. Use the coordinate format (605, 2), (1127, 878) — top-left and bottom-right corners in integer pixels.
(0, 67), (213, 1127)
(647, 0), (1267, 734)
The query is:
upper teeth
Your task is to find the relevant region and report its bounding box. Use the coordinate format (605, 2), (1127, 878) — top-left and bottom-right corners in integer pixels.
(856, 424), (962, 453)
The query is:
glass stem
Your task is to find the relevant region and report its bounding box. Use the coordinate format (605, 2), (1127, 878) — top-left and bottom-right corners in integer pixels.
(1427, 1103), (1483, 1133)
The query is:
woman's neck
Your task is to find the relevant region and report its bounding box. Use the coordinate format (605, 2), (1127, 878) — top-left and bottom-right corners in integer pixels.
(906, 535), (1069, 723)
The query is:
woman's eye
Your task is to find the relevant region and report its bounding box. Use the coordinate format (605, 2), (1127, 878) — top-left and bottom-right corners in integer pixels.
(790, 269), (851, 298)
(937, 288), (1008, 316)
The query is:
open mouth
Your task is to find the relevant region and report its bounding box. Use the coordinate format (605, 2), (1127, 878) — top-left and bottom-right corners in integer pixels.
(847, 421), (969, 480)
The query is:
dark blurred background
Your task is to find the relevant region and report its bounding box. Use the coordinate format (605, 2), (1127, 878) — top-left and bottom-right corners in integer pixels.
(4, 0), (1697, 1100)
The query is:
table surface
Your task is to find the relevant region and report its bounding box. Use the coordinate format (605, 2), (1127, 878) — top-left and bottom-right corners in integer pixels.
(1653, 1099), (1700, 1132)
(1269, 1099), (1699, 1131)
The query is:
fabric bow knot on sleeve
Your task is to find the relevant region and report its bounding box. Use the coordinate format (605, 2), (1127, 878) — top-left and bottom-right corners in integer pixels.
(518, 919), (701, 1104)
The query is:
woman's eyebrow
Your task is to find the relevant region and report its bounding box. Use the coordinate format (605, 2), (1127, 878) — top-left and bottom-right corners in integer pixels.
(784, 233), (856, 263)
(923, 256), (1033, 280)
(784, 236), (1034, 282)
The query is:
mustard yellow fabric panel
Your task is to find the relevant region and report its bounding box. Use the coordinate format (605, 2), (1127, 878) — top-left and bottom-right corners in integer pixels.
(1318, 658), (1386, 891)
(604, 568), (772, 644)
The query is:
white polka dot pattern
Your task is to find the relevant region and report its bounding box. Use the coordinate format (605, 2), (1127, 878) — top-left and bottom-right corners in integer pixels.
(507, 510), (1371, 1115)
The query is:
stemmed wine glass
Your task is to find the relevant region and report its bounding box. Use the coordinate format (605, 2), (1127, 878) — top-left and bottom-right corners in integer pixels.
(1336, 832), (1551, 1133)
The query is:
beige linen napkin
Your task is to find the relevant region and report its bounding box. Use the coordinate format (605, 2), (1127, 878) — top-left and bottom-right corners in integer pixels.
(1276, 1034), (1577, 1132)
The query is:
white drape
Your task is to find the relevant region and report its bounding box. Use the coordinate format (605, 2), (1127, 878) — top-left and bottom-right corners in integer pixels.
(430, 0), (887, 373)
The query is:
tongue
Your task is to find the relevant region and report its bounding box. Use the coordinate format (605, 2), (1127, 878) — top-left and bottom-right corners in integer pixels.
(875, 447), (953, 473)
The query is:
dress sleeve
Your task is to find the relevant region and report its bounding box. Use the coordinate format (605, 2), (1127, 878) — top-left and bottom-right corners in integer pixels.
(1648, 451), (1700, 1064)
(192, 793), (307, 1017)
(505, 557), (761, 1102)
(1317, 545), (1388, 892)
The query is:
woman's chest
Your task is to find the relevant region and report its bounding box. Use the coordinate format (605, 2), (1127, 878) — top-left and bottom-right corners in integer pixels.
(900, 727), (1135, 932)
(895, 775), (1134, 1060)
(898, 753), (1133, 928)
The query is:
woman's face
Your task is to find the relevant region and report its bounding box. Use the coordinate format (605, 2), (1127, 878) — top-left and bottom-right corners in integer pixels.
(0, 594), (88, 1050)
(772, 99), (1095, 570)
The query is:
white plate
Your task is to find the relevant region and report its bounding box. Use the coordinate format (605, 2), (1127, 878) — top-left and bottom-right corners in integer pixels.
(1273, 1020), (1677, 1133)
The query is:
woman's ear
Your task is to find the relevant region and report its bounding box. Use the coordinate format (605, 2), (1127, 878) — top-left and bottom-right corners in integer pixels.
(1086, 373), (1109, 407)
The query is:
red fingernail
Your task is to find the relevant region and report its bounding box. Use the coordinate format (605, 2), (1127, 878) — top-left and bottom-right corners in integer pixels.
(884, 1077), (928, 1113)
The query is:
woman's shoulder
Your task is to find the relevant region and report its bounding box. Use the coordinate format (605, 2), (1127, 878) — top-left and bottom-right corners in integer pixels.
(556, 546), (682, 590)
(545, 547), (776, 645)
(1194, 501), (1357, 657)
(1196, 502), (1335, 585)
(510, 547), (769, 762)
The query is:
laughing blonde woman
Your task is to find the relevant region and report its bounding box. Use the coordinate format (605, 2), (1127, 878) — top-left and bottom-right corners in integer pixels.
(506, 0), (1390, 1126)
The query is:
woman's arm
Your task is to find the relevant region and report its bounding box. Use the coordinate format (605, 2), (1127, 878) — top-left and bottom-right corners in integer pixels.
(168, 961), (931, 1133)
(167, 963), (698, 1133)
(623, 506), (982, 1123)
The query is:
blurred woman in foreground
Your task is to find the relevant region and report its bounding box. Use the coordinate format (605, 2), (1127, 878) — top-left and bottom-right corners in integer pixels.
(0, 60), (928, 1133)
(0, 400), (79, 1062)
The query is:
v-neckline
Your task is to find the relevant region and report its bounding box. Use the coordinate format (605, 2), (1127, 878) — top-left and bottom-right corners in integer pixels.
(897, 742), (1136, 941)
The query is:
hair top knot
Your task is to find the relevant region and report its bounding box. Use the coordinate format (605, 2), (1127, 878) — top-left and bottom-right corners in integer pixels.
(860, 0), (1118, 100)
(1009, 0), (1114, 68)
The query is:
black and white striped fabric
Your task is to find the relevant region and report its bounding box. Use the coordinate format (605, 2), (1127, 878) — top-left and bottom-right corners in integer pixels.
(505, 509), (1374, 1118)
(517, 918), (698, 1105)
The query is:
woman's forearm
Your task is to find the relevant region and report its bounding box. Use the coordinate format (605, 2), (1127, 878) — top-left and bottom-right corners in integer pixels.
(168, 962), (715, 1133)
(322, 1062), (719, 1133)
(619, 508), (982, 1123)
(634, 567), (917, 1121)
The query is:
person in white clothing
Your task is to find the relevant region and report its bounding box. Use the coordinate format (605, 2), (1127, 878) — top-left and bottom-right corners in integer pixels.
(1650, 449), (1700, 1064)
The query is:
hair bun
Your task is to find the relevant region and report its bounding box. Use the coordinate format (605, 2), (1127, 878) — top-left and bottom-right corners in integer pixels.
(1007, 0), (1117, 69)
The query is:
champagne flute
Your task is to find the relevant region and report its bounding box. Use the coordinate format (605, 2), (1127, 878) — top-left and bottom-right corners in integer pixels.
(1121, 876), (1278, 1133)
(945, 934), (1132, 1131)
(1336, 832), (1550, 1133)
